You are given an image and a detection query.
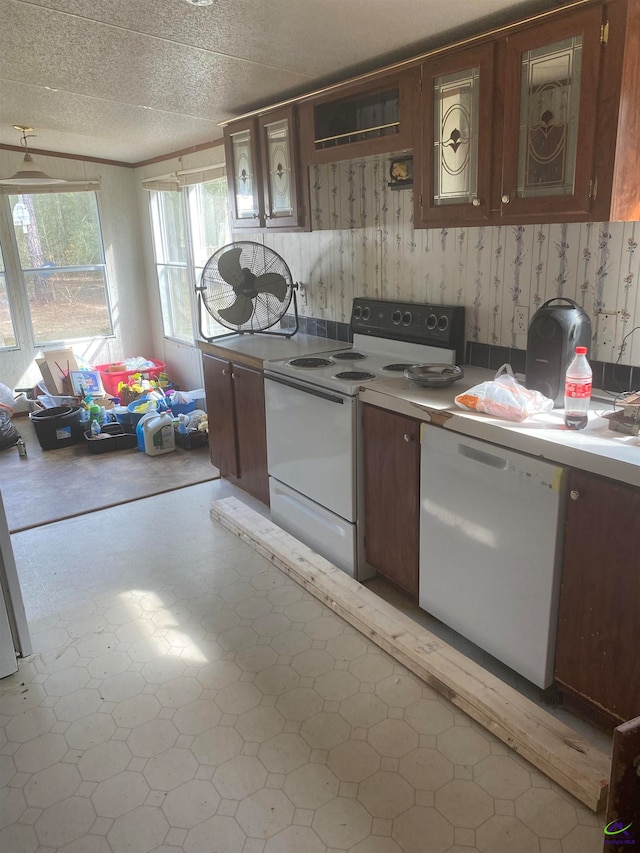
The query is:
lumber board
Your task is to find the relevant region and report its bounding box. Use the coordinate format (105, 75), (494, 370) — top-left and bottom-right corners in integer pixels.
(210, 496), (611, 812)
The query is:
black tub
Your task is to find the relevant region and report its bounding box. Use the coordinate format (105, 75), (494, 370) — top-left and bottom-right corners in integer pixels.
(30, 405), (83, 450)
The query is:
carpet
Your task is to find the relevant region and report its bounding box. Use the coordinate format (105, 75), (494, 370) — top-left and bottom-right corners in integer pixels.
(0, 415), (220, 532)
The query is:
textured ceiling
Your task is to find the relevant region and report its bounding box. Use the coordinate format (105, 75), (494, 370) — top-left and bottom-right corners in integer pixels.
(0, 0), (570, 165)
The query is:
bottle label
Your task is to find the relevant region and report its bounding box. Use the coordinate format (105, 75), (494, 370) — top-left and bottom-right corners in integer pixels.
(565, 380), (592, 398)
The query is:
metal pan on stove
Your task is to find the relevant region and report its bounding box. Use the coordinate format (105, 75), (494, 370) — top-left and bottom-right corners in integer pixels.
(403, 364), (464, 388)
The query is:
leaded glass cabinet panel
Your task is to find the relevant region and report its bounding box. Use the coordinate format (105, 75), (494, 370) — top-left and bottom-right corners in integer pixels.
(417, 44), (494, 227)
(500, 5), (602, 219)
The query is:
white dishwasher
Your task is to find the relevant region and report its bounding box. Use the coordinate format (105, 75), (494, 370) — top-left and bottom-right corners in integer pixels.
(419, 425), (566, 688)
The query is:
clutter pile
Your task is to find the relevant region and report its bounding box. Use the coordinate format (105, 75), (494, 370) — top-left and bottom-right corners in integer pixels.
(22, 348), (207, 455)
(0, 382), (22, 453)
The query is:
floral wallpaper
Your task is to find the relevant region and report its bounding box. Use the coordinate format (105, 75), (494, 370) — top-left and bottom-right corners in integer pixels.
(258, 155), (640, 367)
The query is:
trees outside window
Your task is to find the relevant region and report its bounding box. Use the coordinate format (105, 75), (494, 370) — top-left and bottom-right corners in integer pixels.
(7, 191), (112, 344)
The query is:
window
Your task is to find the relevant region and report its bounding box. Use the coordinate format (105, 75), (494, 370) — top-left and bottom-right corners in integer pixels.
(8, 192), (112, 344)
(0, 244), (17, 348)
(148, 173), (230, 343)
(149, 190), (190, 342)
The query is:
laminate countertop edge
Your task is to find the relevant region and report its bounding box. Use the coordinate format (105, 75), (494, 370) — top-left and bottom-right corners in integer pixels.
(360, 368), (640, 489)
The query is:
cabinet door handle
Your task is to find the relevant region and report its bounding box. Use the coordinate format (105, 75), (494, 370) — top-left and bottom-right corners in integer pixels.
(501, 193), (511, 204)
(222, 368), (229, 376)
(403, 434), (412, 442)
(231, 372), (236, 379)
(472, 197), (481, 207)
(570, 489), (580, 501)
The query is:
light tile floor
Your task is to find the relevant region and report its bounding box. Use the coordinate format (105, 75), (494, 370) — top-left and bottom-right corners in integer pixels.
(1, 481), (607, 852)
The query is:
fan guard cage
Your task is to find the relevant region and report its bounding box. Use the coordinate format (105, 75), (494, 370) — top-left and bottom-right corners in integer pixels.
(198, 241), (295, 334)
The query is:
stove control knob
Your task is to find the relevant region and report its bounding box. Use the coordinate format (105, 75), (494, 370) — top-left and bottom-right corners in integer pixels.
(362, 306), (371, 321)
(353, 305), (362, 320)
(426, 313), (438, 330)
(402, 311), (412, 326)
(437, 314), (449, 331)
(392, 310), (402, 325)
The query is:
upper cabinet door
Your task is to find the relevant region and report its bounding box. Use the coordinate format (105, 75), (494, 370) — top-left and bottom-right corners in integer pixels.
(299, 70), (417, 165)
(417, 44), (494, 227)
(224, 117), (264, 229)
(259, 106), (303, 230)
(499, 6), (603, 220)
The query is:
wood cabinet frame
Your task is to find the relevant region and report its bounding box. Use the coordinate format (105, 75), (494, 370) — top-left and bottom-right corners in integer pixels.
(203, 354), (270, 505)
(496, 5), (604, 221)
(224, 107), (308, 232)
(416, 43), (495, 228)
(298, 69), (418, 166)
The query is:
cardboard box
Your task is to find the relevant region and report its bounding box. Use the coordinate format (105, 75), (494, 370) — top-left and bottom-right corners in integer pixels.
(36, 348), (79, 395)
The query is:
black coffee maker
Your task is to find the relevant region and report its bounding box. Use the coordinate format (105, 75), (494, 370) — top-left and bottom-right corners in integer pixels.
(525, 297), (592, 407)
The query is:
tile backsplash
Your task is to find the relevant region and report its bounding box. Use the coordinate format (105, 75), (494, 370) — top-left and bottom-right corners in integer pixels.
(256, 154), (640, 369)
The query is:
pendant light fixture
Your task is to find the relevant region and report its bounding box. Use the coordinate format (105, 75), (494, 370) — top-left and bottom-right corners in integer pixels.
(0, 125), (66, 186)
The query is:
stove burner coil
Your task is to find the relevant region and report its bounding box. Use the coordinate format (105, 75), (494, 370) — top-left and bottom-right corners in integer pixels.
(382, 363), (413, 372)
(331, 351), (366, 361)
(288, 357), (333, 368)
(334, 370), (376, 381)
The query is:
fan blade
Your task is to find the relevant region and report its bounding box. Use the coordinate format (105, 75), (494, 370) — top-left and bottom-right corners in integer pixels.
(217, 247), (244, 290)
(254, 272), (288, 302)
(218, 295), (254, 326)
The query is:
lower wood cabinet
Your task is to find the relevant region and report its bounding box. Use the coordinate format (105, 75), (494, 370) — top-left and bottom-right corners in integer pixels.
(203, 354), (269, 505)
(362, 404), (420, 597)
(554, 469), (640, 723)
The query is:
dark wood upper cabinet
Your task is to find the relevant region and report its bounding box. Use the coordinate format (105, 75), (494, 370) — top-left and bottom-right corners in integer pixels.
(416, 43), (495, 228)
(224, 117), (264, 230)
(497, 5), (603, 222)
(258, 106), (305, 230)
(298, 69), (418, 165)
(224, 106), (307, 232)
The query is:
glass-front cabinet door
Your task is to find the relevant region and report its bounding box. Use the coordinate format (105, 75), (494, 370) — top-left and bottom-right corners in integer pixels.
(499, 6), (603, 220)
(259, 106), (303, 229)
(417, 44), (494, 227)
(224, 118), (264, 229)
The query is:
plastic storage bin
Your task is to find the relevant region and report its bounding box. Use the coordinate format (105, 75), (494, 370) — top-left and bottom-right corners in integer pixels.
(95, 360), (165, 397)
(127, 397), (158, 426)
(30, 405), (83, 450)
(84, 423), (137, 454)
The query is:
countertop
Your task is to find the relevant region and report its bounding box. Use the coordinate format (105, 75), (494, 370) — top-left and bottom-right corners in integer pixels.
(197, 333), (344, 370)
(360, 366), (640, 488)
(197, 334), (638, 488)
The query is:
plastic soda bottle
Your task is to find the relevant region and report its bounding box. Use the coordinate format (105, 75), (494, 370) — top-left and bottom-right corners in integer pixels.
(564, 346), (592, 430)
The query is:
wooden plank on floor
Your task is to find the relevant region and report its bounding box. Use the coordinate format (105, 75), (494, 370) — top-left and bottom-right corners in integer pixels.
(210, 496), (611, 813)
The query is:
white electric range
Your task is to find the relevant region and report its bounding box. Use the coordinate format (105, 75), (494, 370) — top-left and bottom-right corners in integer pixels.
(263, 298), (465, 579)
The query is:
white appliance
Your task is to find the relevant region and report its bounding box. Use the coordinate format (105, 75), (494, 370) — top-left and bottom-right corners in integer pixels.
(419, 425), (566, 688)
(264, 298), (464, 580)
(0, 488), (31, 679)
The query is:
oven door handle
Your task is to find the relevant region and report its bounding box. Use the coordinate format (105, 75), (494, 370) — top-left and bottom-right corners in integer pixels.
(265, 373), (345, 405)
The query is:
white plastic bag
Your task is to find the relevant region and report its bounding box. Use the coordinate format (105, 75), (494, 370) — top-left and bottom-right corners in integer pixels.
(454, 364), (554, 422)
(0, 382), (15, 415)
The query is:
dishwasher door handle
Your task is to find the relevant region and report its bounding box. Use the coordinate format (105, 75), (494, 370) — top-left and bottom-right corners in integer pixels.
(458, 442), (508, 469)
(265, 373), (345, 405)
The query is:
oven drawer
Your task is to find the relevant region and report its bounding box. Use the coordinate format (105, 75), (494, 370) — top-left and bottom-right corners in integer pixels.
(264, 374), (356, 522)
(269, 479), (357, 577)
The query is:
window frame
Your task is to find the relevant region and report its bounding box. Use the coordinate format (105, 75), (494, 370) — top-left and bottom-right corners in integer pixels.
(1, 190), (113, 348)
(148, 172), (230, 345)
